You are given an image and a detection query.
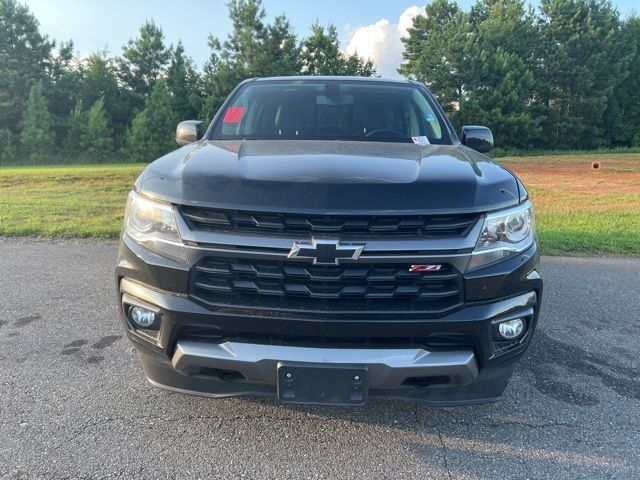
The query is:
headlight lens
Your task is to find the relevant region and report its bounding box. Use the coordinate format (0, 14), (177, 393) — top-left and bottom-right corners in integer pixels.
(467, 200), (535, 271)
(124, 191), (187, 264)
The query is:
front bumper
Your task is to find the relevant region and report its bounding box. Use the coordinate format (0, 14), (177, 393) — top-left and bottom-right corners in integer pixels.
(116, 232), (542, 405)
(151, 340), (484, 405)
(139, 340), (515, 405)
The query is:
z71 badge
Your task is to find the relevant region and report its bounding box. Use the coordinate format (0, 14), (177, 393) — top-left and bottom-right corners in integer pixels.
(409, 264), (442, 272)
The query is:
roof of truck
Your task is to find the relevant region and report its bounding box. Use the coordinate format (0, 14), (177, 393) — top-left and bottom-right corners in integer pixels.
(253, 76), (413, 84)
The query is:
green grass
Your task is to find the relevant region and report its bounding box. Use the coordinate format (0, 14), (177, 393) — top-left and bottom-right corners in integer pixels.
(534, 210), (640, 256)
(1, 156), (639, 256)
(0, 164), (144, 237)
(501, 153), (640, 256)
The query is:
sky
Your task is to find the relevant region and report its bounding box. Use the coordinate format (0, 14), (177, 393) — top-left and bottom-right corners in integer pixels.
(25, 0), (639, 79)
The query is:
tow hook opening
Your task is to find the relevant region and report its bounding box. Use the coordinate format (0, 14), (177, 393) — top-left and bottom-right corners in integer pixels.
(194, 367), (246, 382)
(402, 376), (452, 388)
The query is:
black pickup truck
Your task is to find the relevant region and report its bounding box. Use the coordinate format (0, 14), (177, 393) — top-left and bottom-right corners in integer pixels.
(115, 76), (542, 406)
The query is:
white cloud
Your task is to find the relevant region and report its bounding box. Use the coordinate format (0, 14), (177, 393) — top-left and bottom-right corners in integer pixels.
(398, 6), (424, 37)
(345, 6), (424, 79)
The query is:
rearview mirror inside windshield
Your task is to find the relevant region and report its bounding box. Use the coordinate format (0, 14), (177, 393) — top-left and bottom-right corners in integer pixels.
(316, 94), (354, 106)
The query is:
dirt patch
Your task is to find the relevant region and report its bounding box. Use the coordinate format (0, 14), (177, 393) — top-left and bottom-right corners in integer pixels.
(503, 156), (640, 213)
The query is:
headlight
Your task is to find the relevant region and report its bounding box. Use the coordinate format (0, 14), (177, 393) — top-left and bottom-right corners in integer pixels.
(467, 200), (535, 271)
(124, 191), (187, 264)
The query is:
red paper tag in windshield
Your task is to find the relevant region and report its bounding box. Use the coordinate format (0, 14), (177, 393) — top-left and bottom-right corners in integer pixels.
(223, 106), (245, 123)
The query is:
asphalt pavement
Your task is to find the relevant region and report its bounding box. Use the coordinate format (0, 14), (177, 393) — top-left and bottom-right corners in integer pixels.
(0, 237), (638, 479)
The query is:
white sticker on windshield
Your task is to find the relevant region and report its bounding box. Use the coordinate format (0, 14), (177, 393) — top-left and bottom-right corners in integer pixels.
(412, 136), (430, 145)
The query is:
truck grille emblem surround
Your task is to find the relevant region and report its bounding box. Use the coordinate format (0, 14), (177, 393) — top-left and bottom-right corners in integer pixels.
(288, 238), (365, 265)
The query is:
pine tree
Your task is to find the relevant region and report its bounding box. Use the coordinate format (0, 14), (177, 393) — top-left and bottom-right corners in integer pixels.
(63, 99), (86, 159)
(118, 20), (171, 119)
(460, 48), (539, 148)
(301, 24), (343, 76)
(534, 0), (630, 148)
(47, 40), (82, 146)
(0, 0), (53, 132)
(301, 23), (375, 76)
(166, 41), (202, 121)
(200, 0), (301, 121)
(400, 0), (540, 148)
(461, 0), (540, 147)
(262, 15), (302, 76)
(125, 80), (176, 163)
(0, 128), (17, 163)
(399, 0), (472, 117)
(81, 98), (113, 161)
(342, 53), (376, 77)
(19, 81), (54, 161)
(609, 15), (640, 146)
(81, 51), (130, 144)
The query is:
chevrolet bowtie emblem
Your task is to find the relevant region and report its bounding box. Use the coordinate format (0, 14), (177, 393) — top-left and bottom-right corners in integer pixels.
(287, 238), (365, 265)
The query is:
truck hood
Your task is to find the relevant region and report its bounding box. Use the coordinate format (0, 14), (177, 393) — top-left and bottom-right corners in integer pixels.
(138, 140), (520, 214)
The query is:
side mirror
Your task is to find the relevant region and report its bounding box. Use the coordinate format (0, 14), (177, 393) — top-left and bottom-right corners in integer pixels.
(461, 125), (493, 153)
(176, 120), (204, 146)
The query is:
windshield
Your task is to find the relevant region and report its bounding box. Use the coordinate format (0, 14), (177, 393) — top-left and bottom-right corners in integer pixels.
(211, 80), (452, 144)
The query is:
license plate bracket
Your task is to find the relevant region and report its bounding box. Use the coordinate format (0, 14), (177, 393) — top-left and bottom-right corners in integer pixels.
(277, 363), (368, 406)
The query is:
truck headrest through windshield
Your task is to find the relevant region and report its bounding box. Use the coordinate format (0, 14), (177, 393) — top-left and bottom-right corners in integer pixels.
(275, 104), (305, 136)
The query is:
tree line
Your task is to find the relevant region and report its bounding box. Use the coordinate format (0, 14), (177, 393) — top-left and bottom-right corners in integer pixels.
(0, 0), (373, 164)
(1, 0), (639, 165)
(400, 0), (640, 150)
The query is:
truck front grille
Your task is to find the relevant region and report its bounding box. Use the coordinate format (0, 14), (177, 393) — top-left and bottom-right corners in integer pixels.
(180, 207), (478, 238)
(189, 257), (464, 314)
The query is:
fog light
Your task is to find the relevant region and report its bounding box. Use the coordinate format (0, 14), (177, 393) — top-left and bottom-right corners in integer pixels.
(129, 306), (156, 328)
(498, 318), (525, 339)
